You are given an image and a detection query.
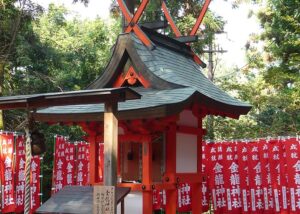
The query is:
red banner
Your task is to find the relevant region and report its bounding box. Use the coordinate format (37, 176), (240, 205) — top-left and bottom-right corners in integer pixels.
(247, 141), (265, 213)
(49, 135), (300, 213)
(65, 142), (76, 186)
(237, 141), (251, 213)
(201, 142), (209, 212)
(222, 142), (242, 213)
(258, 139), (274, 213)
(76, 142), (89, 185)
(177, 183), (192, 212)
(206, 143), (227, 213)
(285, 137), (300, 213)
(30, 155), (41, 213)
(15, 135), (26, 213)
(52, 136), (66, 194)
(0, 133), (16, 213)
(268, 139), (288, 213)
(153, 189), (166, 210)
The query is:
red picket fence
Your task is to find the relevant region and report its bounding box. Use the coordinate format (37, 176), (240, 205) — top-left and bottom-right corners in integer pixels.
(52, 136), (300, 213)
(0, 132), (42, 214)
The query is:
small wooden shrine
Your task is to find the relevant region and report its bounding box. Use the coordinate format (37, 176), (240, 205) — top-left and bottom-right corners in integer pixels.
(31, 0), (251, 213)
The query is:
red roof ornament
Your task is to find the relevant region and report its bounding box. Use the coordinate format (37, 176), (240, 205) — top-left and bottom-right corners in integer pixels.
(117, 0), (212, 67)
(117, 0), (154, 49)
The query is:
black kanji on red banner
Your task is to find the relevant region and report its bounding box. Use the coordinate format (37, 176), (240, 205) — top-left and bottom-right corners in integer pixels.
(49, 135), (300, 214)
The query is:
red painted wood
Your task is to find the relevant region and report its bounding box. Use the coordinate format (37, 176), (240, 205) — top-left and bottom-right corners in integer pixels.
(117, 0), (153, 48)
(118, 183), (143, 191)
(192, 183), (202, 213)
(161, 1), (181, 37)
(191, 115), (204, 213)
(143, 191), (153, 214)
(124, 0), (149, 33)
(117, 0), (132, 21)
(142, 141), (153, 214)
(165, 123), (177, 214)
(113, 66), (150, 88)
(177, 173), (203, 183)
(132, 25), (153, 47)
(88, 132), (98, 184)
(190, 0), (212, 36)
(193, 53), (206, 66)
(152, 183), (176, 191)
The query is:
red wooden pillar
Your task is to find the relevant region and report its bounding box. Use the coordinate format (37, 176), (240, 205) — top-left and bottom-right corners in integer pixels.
(191, 116), (204, 213)
(165, 124), (177, 214)
(142, 140), (153, 214)
(88, 131), (98, 184)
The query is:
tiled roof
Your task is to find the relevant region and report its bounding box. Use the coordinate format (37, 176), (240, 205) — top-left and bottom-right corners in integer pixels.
(131, 34), (249, 108)
(36, 31), (251, 120)
(37, 87), (195, 114)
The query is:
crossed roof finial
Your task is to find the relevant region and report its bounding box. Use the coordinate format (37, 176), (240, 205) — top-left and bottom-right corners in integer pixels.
(117, 0), (211, 66)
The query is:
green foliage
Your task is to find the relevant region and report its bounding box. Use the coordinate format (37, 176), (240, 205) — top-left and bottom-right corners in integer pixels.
(0, 0), (43, 129)
(1, 3), (120, 202)
(209, 0), (300, 140)
(9, 4), (119, 95)
(257, 0), (300, 88)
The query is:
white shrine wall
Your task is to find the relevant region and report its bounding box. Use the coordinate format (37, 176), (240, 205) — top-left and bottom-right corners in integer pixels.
(176, 110), (198, 173)
(117, 192), (143, 214)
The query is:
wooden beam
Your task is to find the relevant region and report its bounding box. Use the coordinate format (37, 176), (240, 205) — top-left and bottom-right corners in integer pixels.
(104, 102), (118, 187)
(190, 0), (212, 36)
(191, 115), (204, 213)
(125, 0), (149, 31)
(175, 35), (198, 43)
(0, 88), (141, 110)
(161, 1), (181, 37)
(88, 132), (98, 184)
(165, 123), (177, 214)
(142, 140), (153, 214)
(140, 20), (168, 30)
(193, 53), (207, 68)
(117, 0), (154, 48)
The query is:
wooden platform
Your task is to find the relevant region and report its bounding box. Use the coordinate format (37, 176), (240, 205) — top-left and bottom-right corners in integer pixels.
(36, 186), (131, 214)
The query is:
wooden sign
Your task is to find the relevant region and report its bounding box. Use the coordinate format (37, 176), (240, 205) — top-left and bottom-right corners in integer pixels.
(93, 186), (115, 214)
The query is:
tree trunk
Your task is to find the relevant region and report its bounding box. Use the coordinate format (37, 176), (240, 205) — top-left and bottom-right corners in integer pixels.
(0, 61), (5, 129)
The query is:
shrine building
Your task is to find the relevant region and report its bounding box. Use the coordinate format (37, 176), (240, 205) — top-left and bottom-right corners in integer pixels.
(31, 1), (251, 213)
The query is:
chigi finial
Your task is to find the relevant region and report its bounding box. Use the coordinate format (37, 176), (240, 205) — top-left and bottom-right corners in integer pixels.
(117, 0), (211, 66)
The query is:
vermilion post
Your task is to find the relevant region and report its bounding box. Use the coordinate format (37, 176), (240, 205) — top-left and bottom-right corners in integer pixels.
(191, 116), (204, 213)
(88, 131), (97, 184)
(161, 1), (181, 37)
(142, 140), (153, 214)
(190, 0), (212, 36)
(165, 124), (177, 214)
(117, 0), (153, 48)
(125, 0), (149, 33)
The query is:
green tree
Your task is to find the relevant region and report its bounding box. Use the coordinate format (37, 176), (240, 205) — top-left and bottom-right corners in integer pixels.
(5, 4), (120, 201)
(0, 0), (42, 129)
(212, 0), (300, 139)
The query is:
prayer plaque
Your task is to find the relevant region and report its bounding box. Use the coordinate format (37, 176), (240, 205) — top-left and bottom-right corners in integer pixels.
(93, 186), (115, 214)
